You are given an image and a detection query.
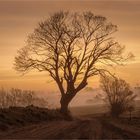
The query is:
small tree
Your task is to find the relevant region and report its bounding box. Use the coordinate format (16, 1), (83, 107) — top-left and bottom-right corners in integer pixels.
(128, 106), (134, 121)
(14, 11), (132, 114)
(100, 75), (136, 118)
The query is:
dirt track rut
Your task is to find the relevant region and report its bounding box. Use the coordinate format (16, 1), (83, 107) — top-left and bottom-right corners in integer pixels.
(0, 117), (139, 139)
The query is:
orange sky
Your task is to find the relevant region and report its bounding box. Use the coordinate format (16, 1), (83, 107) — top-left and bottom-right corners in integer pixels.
(0, 0), (140, 93)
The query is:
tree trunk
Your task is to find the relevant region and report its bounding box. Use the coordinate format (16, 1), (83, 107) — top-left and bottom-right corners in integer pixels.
(60, 100), (69, 115)
(60, 93), (75, 115)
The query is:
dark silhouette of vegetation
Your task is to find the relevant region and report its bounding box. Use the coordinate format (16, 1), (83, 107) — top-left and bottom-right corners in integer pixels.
(100, 75), (136, 118)
(14, 11), (132, 114)
(0, 88), (48, 108)
(0, 106), (68, 131)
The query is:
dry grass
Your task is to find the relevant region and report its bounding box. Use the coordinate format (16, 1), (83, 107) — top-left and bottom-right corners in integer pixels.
(0, 105), (68, 131)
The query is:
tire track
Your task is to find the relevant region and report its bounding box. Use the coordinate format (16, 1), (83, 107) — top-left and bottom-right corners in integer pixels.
(0, 117), (139, 139)
(101, 119), (140, 139)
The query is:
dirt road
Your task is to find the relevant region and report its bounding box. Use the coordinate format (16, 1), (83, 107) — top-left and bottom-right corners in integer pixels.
(0, 117), (139, 139)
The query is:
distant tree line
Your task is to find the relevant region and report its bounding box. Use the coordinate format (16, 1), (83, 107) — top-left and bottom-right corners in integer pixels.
(0, 88), (48, 108)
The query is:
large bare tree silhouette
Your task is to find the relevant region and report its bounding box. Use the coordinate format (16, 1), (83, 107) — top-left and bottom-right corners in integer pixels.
(14, 11), (131, 114)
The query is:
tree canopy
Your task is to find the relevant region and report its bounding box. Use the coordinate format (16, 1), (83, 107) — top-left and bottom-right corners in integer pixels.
(14, 11), (132, 113)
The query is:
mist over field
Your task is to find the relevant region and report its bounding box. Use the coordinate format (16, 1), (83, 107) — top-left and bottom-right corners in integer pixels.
(41, 86), (140, 108)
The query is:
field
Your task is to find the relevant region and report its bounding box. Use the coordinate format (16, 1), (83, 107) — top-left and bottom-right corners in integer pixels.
(70, 100), (140, 117)
(0, 103), (140, 139)
(70, 104), (108, 116)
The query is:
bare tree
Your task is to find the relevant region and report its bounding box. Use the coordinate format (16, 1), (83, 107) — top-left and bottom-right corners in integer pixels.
(22, 90), (35, 106)
(0, 88), (9, 108)
(9, 88), (23, 107)
(14, 11), (132, 114)
(0, 88), (48, 108)
(100, 75), (136, 117)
